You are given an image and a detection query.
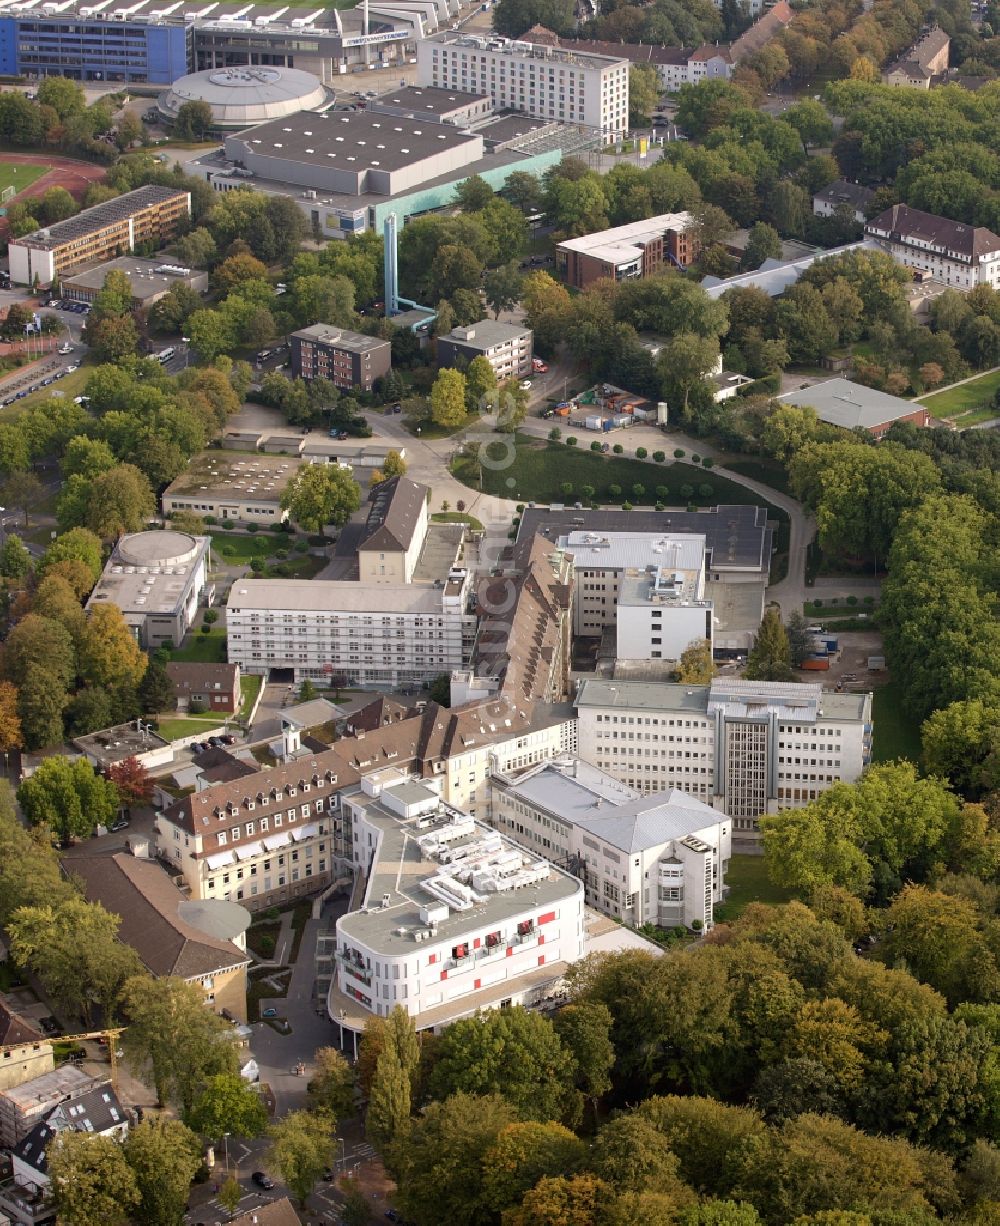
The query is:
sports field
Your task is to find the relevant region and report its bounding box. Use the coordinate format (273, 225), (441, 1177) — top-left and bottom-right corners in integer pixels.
(0, 161), (49, 198)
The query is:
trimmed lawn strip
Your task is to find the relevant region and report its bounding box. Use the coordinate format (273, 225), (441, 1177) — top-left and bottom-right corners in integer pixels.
(918, 369), (1000, 418)
(239, 673), (262, 719)
(169, 627), (227, 663)
(156, 716), (227, 741)
(871, 681), (922, 764)
(432, 511), (485, 530)
(714, 853), (797, 924)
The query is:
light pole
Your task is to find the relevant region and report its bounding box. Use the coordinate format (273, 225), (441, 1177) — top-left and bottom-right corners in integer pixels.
(181, 337), (191, 370)
(335, 1137), (345, 1176)
(223, 1132), (230, 1174)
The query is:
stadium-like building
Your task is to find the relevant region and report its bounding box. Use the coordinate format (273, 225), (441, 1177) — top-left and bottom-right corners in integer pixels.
(158, 66), (331, 131)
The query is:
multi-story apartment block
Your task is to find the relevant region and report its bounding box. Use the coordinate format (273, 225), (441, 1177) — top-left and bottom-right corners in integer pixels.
(576, 678), (872, 840)
(226, 572), (476, 687)
(418, 32), (629, 139)
(8, 185), (190, 288)
(290, 323), (392, 393)
(556, 213), (698, 290)
(436, 320), (533, 382)
(883, 25), (950, 88)
(330, 771), (584, 1036)
(865, 204), (1000, 290)
(492, 758), (730, 931)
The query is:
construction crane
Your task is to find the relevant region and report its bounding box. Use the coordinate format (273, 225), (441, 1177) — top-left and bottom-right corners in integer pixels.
(0, 1027), (126, 1095)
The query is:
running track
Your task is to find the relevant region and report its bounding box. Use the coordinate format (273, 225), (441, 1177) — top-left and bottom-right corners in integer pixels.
(0, 153), (107, 239)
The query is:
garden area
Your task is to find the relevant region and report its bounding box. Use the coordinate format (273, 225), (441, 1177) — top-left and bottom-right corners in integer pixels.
(713, 853), (798, 924)
(871, 681), (922, 765)
(0, 159), (49, 196)
(918, 368), (1000, 427)
(209, 529), (327, 579)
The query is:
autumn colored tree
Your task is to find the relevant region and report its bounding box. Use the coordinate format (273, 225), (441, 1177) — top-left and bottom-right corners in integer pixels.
(107, 756), (153, 808)
(79, 602), (148, 691)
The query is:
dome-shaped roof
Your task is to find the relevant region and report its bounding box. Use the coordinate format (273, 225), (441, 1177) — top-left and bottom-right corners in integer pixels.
(158, 66), (328, 130)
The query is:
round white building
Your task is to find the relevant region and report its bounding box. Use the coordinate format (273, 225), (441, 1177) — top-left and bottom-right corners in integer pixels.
(157, 66), (329, 131)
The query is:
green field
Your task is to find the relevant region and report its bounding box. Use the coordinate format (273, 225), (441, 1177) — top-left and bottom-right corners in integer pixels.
(918, 369), (1000, 421)
(722, 456), (792, 497)
(714, 853), (797, 924)
(0, 160), (49, 198)
(156, 716), (227, 742)
(210, 531), (277, 562)
(432, 511), (485, 530)
(871, 681), (922, 764)
(169, 627), (227, 664)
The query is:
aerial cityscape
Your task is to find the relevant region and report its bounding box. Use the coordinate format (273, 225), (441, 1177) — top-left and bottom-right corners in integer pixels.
(0, 0), (997, 1221)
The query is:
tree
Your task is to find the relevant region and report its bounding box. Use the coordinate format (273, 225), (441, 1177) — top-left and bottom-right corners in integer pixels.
(658, 332), (720, 419)
(483, 262), (524, 318)
(138, 655), (175, 716)
(104, 757), (152, 810)
(218, 1175), (242, 1219)
(267, 1109), (334, 1207)
(390, 1092), (519, 1226)
(426, 1005), (578, 1124)
(122, 975), (238, 1112)
(123, 1117), (203, 1226)
(0, 681), (21, 754)
(78, 602), (148, 691)
(339, 1176), (372, 1226)
(213, 251), (268, 295)
(503, 1173), (612, 1226)
(430, 367), (468, 429)
(741, 223), (782, 272)
(74, 464), (155, 540)
(746, 608), (794, 682)
(366, 1047), (411, 1151)
(174, 98), (213, 140)
(48, 1132), (139, 1226)
(629, 62), (661, 125)
(18, 756), (118, 843)
(308, 1047), (356, 1119)
(786, 610), (812, 668)
(784, 99), (833, 152)
(0, 781), (73, 925)
(382, 450), (407, 479)
(7, 897), (141, 1024)
(455, 174), (494, 211)
(503, 170), (542, 214)
(280, 464), (361, 532)
(481, 1121), (588, 1215)
(188, 308), (236, 362)
(0, 534), (30, 579)
(15, 660), (70, 750)
(86, 313), (140, 364)
(38, 526), (103, 587)
(678, 639), (715, 684)
(37, 75), (85, 119)
(3, 469), (42, 527)
(189, 1073), (268, 1139)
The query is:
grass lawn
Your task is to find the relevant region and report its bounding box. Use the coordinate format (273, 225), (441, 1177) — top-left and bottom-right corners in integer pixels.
(433, 511), (485, 530)
(0, 160), (49, 197)
(918, 369), (1000, 419)
(239, 673), (262, 719)
(872, 681), (922, 764)
(156, 715), (227, 741)
(406, 410), (481, 440)
(722, 456), (792, 497)
(169, 627), (227, 663)
(714, 853), (797, 924)
(4, 367), (90, 418)
(210, 532), (276, 562)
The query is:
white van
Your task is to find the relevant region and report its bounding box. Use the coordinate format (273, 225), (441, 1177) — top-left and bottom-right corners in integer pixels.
(157, 348), (175, 364)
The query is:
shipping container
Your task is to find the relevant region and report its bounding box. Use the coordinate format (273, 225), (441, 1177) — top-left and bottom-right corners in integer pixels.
(585, 415), (604, 430)
(800, 657), (830, 671)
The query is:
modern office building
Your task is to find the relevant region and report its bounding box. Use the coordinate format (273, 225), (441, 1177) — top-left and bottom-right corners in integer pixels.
(865, 203), (1000, 290)
(8, 186), (191, 289)
(161, 452), (306, 525)
(616, 563), (714, 664)
(61, 256), (208, 308)
(492, 757), (730, 930)
(516, 506), (773, 654)
(556, 213), (699, 289)
(329, 771), (585, 1032)
(290, 323), (392, 392)
(418, 31), (629, 138)
(436, 319), (533, 381)
(225, 571), (476, 686)
(87, 530), (211, 650)
(576, 678), (873, 839)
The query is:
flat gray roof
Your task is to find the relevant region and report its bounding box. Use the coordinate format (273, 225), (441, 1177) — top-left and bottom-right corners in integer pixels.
(293, 324), (390, 355)
(230, 109), (482, 175)
(577, 678), (712, 715)
(576, 677), (870, 721)
(63, 256), (201, 301)
(444, 318), (531, 349)
(227, 579), (445, 614)
(558, 530), (705, 573)
(337, 789), (580, 955)
(777, 377), (923, 431)
(87, 533), (210, 624)
(371, 85), (489, 115)
(164, 452), (303, 501)
(428, 30), (628, 72)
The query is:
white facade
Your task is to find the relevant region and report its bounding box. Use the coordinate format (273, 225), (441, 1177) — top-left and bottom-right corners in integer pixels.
(576, 678), (872, 839)
(418, 33), (629, 138)
(226, 572), (475, 686)
(865, 206), (1000, 291)
(331, 774), (585, 1031)
(493, 759), (730, 931)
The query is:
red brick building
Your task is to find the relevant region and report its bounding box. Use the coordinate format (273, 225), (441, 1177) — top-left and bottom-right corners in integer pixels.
(556, 213), (698, 290)
(166, 662), (242, 715)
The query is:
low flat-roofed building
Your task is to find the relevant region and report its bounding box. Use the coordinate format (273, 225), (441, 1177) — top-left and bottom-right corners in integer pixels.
(226, 571), (475, 686)
(777, 377), (933, 439)
(367, 85), (492, 126)
(67, 853), (252, 1022)
(493, 758), (730, 930)
(557, 213), (698, 289)
(87, 530), (212, 649)
(436, 319), (533, 381)
(61, 257), (208, 308)
(0, 1006), (52, 1095)
(74, 720), (173, 771)
(162, 452), (306, 525)
(576, 677), (872, 840)
(290, 323), (391, 392)
(329, 773), (584, 1034)
(8, 185), (191, 289)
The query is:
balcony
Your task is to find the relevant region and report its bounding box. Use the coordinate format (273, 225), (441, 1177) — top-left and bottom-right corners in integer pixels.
(0, 1178), (55, 1225)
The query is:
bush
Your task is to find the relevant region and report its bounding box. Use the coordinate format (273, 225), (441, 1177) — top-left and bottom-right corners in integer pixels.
(864, 596), (874, 605)
(294, 539), (309, 553)
(612, 443), (624, 454)
(636, 446), (647, 459)
(259, 934), (276, 956)
(653, 451), (665, 463)
(189, 700), (206, 713)
(202, 609), (218, 625)
(566, 436), (578, 447)
(250, 558), (265, 573)
(847, 595), (858, 606)
(275, 548), (289, 560)
(692, 453), (701, 463)
(308, 534), (327, 547)
(698, 483), (713, 497)
(270, 523), (285, 534)
(591, 441), (602, 452)
(246, 523), (259, 533)
(516, 504), (525, 513)
(622, 501), (633, 511)
(204, 515), (217, 526)
(632, 483), (645, 501)
(548, 427), (561, 441)
(702, 456), (714, 468)
(608, 483), (622, 499)
(199, 625), (211, 635)
(581, 485), (595, 500)
(656, 485), (669, 500)
(674, 449), (685, 459)
(456, 500), (465, 512)
(221, 521), (234, 531)
(813, 599), (822, 607)
(680, 484), (694, 498)
(655, 502), (665, 511)
(560, 482), (573, 496)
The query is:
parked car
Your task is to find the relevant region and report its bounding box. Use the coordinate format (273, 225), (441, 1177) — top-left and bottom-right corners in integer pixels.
(110, 817), (129, 833)
(520, 380), (531, 390)
(220, 734), (236, 745)
(252, 1172), (275, 1190)
(189, 742), (205, 754)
